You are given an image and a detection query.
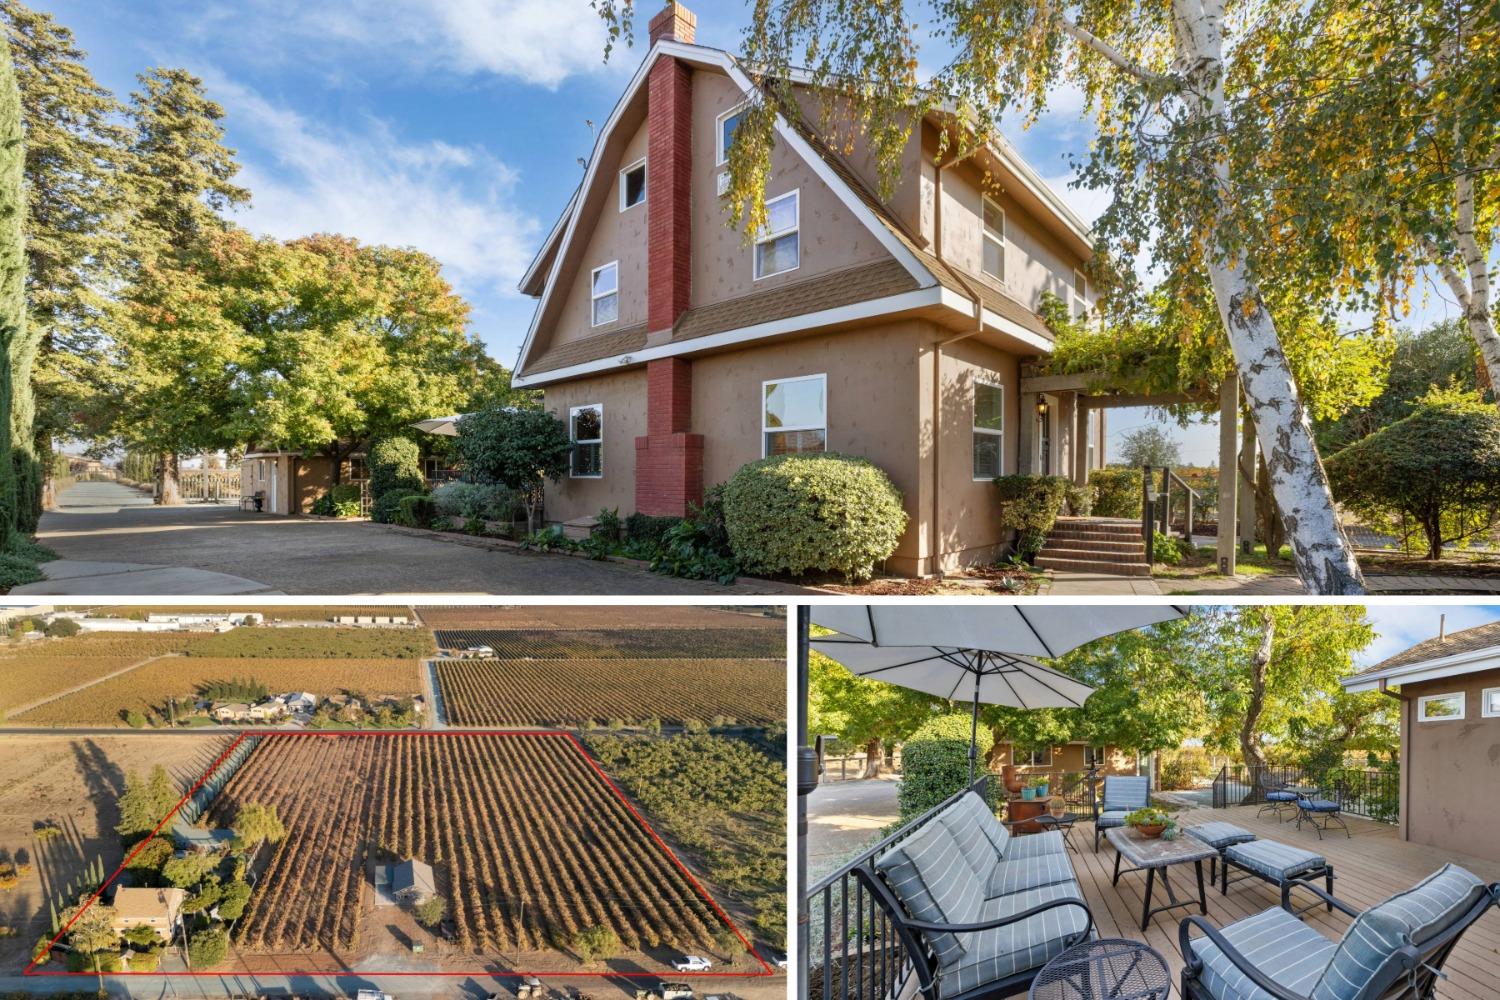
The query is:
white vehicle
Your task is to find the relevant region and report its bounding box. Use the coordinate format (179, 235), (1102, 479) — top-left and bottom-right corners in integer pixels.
(355, 991), (395, 1000)
(659, 985), (695, 1000)
(672, 956), (712, 972)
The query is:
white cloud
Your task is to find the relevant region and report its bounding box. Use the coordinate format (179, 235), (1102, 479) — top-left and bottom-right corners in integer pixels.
(1041, 171), (1111, 228)
(1357, 606), (1500, 667)
(212, 77), (542, 299)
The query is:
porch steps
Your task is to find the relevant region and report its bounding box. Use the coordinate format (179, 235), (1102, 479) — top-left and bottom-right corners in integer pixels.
(1035, 518), (1150, 577)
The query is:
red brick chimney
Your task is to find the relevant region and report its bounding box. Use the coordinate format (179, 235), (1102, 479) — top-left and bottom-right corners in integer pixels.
(635, 2), (703, 518)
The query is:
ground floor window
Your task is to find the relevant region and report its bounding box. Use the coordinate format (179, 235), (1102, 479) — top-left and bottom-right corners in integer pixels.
(1017, 747), (1052, 767)
(763, 373), (826, 456)
(570, 404), (603, 478)
(973, 381), (1004, 480)
(1482, 687), (1499, 718)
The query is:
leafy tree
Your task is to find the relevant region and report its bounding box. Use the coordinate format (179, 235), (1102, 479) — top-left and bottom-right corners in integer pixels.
(58, 898), (115, 977)
(413, 895), (447, 929)
(44, 617), (79, 636)
(1116, 425), (1182, 469)
(809, 649), (936, 777)
(115, 766), (177, 843)
(231, 802), (285, 852)
(455, 406), (571, 534)
(122, 836), (172, 881)
(161, 851), (218, 889)
(187, 927), (228, 969)
(572, 924), (620, 964)
(0, 30), (22, 550)
(1326, 386), (1500, 558)
(214, 879), (252, 920)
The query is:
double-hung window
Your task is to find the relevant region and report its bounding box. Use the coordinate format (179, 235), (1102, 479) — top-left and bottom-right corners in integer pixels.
(1483, 688), (1500, 718)
(762, 373), (825, 456)
(716, 105), (746, 164)
(590, 262), (618, 327)
(754, 190), (800, 279)
(973, 381), (1004, 480)
(982, 197), (1005, 282)
(570, 404), (603, 478)
(1073, 268), (1089, 320)
(620, 159), (646, 211)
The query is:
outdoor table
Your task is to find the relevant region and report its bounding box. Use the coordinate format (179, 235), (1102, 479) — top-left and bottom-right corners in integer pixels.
(1106, 825), (1216, 931)
(1034, 812), (1080, 853)
(1028, 937), (1172, 1000)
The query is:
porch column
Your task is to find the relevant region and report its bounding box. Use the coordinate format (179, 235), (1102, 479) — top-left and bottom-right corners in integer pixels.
(1216, 376), (1238, 575)
(1238, 409), (1257, 554)
(1018, 391), (1037, 474)
(1072, 397), (1091, 486)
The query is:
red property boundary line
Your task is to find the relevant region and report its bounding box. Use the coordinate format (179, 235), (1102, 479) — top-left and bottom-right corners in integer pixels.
(25, 730), (774, 979)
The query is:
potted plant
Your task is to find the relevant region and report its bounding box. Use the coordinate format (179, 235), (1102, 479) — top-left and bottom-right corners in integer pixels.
(1033, 775), (1050, 797)
(1124, 806), (1173, 838)
(1021, 784), (1036, 801)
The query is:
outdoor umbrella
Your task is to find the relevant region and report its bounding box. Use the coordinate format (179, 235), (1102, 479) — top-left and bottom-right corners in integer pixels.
(409, 414), (466, 436)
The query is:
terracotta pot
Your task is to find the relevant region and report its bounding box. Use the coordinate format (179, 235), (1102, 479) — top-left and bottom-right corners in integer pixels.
(1135, 823), (1166, 839)
(1048, 797), (1067, 817)
(1002, 764), (1023, 796)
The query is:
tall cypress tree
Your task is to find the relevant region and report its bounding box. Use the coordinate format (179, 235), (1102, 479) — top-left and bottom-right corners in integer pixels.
(0, 30), (25, 549)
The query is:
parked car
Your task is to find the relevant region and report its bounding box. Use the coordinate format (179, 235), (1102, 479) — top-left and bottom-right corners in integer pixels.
(355, 991), (395, 1000)
(672, 956), (712, 972)
(658, 983), (695, 1000)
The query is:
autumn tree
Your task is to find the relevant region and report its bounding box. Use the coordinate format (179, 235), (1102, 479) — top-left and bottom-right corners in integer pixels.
(231, 801), (286, 852)
(809, 648), (938, 778)
(0, 28), (23, 547)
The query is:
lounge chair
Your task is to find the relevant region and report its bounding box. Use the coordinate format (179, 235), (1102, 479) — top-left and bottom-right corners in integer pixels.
(1255, 770), (1298, 822)
(1093, 775), (1151, 852)
(1179, 863), (1500, 1000)
(1295, 784), (1350, 840)
(857, 790), (1095, 1000)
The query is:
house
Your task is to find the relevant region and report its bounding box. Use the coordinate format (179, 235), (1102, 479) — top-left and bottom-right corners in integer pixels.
(111, 887), (186, 942)
(511, 1), (1107, 575)
(992, 741), (1140, 778)
(248, 699), (286, 721)
(1342, 617), (1500, 862)
(212, 703), (253, 722)
(283, 692), (317, 714)
(391, 859), (436, 904)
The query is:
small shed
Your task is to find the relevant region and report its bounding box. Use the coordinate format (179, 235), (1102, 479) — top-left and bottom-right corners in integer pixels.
(392, 858), (436, 903)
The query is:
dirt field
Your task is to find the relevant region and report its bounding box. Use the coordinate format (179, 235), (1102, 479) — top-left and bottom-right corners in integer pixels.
(0, 733), (228, 972)
(414, 605), (784, 629)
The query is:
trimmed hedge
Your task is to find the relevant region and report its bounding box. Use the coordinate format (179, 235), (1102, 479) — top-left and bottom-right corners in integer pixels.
(625, 512), (682, 547)
(368, 437), (425, 523)
(371, 488), (423, 525)
(722, 453), (907, 582)
(394, 494), (437, 528)
(994, 474), (1069, 559)
(897, 713), (997, 822)
(1089, 466), (1143, 518)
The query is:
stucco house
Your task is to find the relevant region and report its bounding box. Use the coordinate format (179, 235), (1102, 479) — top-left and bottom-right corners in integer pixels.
(1342, 617), (1500, 863)
(511, 1), (1107, 576)
(239, 450), (358, 516)
(992, 741), (1140, 779)
(111, 887), (186, 942)
(392, 858), (437, 904)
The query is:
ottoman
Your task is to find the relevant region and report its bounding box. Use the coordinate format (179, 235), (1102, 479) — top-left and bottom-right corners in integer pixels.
(1185, 821), (1256, 883)
(1222, 839), (1335, 914)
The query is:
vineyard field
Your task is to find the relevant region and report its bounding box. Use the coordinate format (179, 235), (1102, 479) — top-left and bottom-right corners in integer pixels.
(205, 733), (747, 964)
(188, 627), (434, 659)
(13, 657), (421, 725)
(434, 628), (782, 659)
(416, 606), (782, 630)
(436, 659), (783, 727)
(72, 605), (406, 621)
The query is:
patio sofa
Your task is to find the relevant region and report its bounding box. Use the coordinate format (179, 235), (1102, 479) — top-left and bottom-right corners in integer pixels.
(856, 789), (1095, 1000)
(1179, 863), (1500, 1000)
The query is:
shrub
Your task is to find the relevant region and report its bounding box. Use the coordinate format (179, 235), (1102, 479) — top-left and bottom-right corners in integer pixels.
(455, 406), (572, 534)
(625, 512), (681, 547)
(414, 895), (448, 928)
(45, 618), (81, 638)
(368, 436), (424, 499)
(1152, 531), (1184, 564)
(187, 928), (228, 969)
(310, 483), (362, 518)
(573, 924), (620, 963)
(592, 506), (622, 543)
(1090, 467), (1144, 518)
(371, 488), (424, 525)
(394, 494), (437, 528)
(0, 553), (43, 589)
(123, 710), (147, 729)
(650, 518), (739, 584)
(431, 480), (516, 522)
(723, 453), (907, 581)
(1062, 480), (1092, 516)
(897, 713), (996, 822)
(993, 475), (1069, 559)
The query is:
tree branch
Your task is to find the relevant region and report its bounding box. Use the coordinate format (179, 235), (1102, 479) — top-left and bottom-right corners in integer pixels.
(1041, 1), (1175, 88)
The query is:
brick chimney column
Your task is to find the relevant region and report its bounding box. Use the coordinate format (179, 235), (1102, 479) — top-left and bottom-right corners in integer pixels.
(635, 4), (703, 518)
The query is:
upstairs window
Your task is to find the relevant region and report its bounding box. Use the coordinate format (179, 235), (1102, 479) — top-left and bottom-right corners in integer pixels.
(972, 381), (1004, 480)
(620, 159), (646, 211)
(1417, 692), (1464, 722)
(763, 373), (826, 456)
(982, 197), (1005, 281)
(754, 190), (800, 279)
(570, 404), (603, 478)
(1073, 268), (1089, 320)
(717, 105), (746, 164)
(591, 261), (618, 327)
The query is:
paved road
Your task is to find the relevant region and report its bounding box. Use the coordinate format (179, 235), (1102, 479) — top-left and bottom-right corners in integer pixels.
(28, 482), (787, 596)
(806, 775), (901, 885)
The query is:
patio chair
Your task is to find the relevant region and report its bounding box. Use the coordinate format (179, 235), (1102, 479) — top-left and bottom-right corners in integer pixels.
(1093, 775), (1151, 852)
(1179, 863), (1500, 1000)
(1295, 784), (1350, 840)
(1255, 770), (1298, 822)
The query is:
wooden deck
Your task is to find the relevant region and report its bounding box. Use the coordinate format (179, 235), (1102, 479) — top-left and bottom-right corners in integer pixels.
(1059, 806), (1500, 999)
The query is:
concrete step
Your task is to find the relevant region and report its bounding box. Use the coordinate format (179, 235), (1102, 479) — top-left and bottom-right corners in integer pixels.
(1035, 555), (1153, 576)
(1040, 538), (1145, 555)
(1037, 546), (1149, 565)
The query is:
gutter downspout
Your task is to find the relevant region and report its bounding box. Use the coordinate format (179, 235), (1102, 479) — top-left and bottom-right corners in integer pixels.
(930, 156), (985, 577)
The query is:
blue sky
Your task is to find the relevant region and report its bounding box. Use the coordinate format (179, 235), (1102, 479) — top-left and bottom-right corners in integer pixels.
(1350, 604), (1500, 667)
(47, 0), (1472, 461)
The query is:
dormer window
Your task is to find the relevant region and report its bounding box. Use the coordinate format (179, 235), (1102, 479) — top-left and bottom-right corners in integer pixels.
(591, 262), (618, 327)
(620, 159), (646, 211)
(982, 197), (1005, 282)
(717, 104), (746, 165)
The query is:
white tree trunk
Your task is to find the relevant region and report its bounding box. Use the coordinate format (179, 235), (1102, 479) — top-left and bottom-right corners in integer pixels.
(1432, 168), (1500, 393)
(1172, 0), (1364, 594)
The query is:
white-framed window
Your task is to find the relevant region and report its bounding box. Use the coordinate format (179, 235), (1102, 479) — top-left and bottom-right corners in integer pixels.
(569, 404), (603, 478)
(1017, 747), (1052, 767)
(619, 158), (646, 211)
(1073, 268), (1089, 320)
(590, 261), (618, 327)
(716, 103), (747, 165)
(1084, 746), (1106, 769)
(1417, 692), (1465, 722)
(972, 381), (1004, 480)
(754, 190), (800, 279)
(1482, 687), (1500, 718)
(762, 373), (826, 456)
(982, 196), (1005, 282)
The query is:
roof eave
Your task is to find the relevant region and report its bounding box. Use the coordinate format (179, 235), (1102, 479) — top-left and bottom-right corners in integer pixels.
(1341, 645), (1500, 693)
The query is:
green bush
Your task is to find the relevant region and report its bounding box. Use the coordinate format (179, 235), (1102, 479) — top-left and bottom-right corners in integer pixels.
(572, 924), (621, 963)
(650, 518), (739, 585)
(430, 480), (516, 522)
(310, 487), (361, 518)
(123, 710), (147, 729)
(45, 618), (81, 637)
(0, 553), (43, 589)
(897, 713), (996, 822)
(1090, 466), (1144, 518)
(368, 436), (424, 498)
(994, 475), (1069, 559)
(1152, 531), (1184, 564)
(1062, 480), (1092, 516)
(625, 512), (682, 547)
(394, 494), (436, 528)
(592, 506), (622, 543)
(414, 895), (448, 929)
(371, 487), (424, 525)
(187, 928), (228, 969)
(723, 453), (907, 581)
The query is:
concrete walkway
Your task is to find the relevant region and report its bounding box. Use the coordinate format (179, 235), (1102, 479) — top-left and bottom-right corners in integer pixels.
(28, 481), (789, 596)
(1049, 567), (1500, 596)
(1043, 571), (1163, 595)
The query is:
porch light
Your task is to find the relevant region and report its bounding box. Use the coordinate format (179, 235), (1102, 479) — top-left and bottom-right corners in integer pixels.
(1036, 399), (1049, 416)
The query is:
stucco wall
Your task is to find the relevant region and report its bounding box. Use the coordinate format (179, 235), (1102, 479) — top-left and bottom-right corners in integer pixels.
(540, 367), (649, 524)
(993, 743), (1137, 776)
(1402, 668), (1500, 862)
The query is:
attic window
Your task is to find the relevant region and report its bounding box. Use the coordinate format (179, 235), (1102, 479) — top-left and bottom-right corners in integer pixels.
(717, 105), (746, 165)
(591, 262), (618, 327)
(620, 159), (646, 211)
(754, 190), (799, 280)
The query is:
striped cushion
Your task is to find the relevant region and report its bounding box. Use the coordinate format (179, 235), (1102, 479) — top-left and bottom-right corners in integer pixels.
(937, 807), (998, 881)
(999, 831), (1068, 861)
(1095, 809), (1129, 831)
(876, 820), (985, 964)
(1310, 864), (1487, 1000)
(1226, 840), (1325, 881)
(1102, 776), (1150, 812)
(936, 880), (1090, 998)
(1188, 822), (1256, 851)
(1298, 798), (1340, 813)
(985, 849), (1075, 897)
(1190, 905), (1336, 1000)
(951, 791), (1011, 858)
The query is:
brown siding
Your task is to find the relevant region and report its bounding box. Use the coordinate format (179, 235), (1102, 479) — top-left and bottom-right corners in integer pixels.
(540, 368), (649, 524)
(1401, 668), (1500, 862)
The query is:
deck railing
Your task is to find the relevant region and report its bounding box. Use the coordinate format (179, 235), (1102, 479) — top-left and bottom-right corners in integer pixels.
(1211, 762), (1400, 823)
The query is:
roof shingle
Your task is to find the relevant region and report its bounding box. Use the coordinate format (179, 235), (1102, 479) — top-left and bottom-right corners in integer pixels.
(1354, 619), (1500, 677)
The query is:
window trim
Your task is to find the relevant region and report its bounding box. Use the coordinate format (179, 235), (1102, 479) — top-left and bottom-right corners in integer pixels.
(761, 372), (827, 458)
(568, 403), (604, 479)
(972, 380), (1005, 481)
(753, 189), (800, 281)
(1482, 687), (1500, 719)
(1018, 747), (1052, 767)
(589, 261), (619, 328)
(981, 195), (1006, 283)
(1417, 691), (1465, 722)
(619, 157), (646, 212)
(715, 102), (748, 166)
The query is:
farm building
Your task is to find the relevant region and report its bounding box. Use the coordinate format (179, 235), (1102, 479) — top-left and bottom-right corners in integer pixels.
(392, 859), (437, 903)
(284, 692), (317, 714)
(248, 699), (286, 721)
(111, 887), (186, 942)
(212, 703), (253, 722)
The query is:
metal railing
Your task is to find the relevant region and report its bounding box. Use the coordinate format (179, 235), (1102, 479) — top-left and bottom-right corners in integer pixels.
(1141, 464), (1202, 557)
(1211, 763), (1400, 824)
(819, 753), (904, 782)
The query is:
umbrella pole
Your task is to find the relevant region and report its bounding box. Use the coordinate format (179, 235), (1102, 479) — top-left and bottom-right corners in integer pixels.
(968, 669), (981, 785)
(796, 605), (814, 998)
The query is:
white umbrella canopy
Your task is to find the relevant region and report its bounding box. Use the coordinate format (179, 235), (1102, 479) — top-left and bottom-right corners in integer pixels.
(410, 414), (466, 436)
